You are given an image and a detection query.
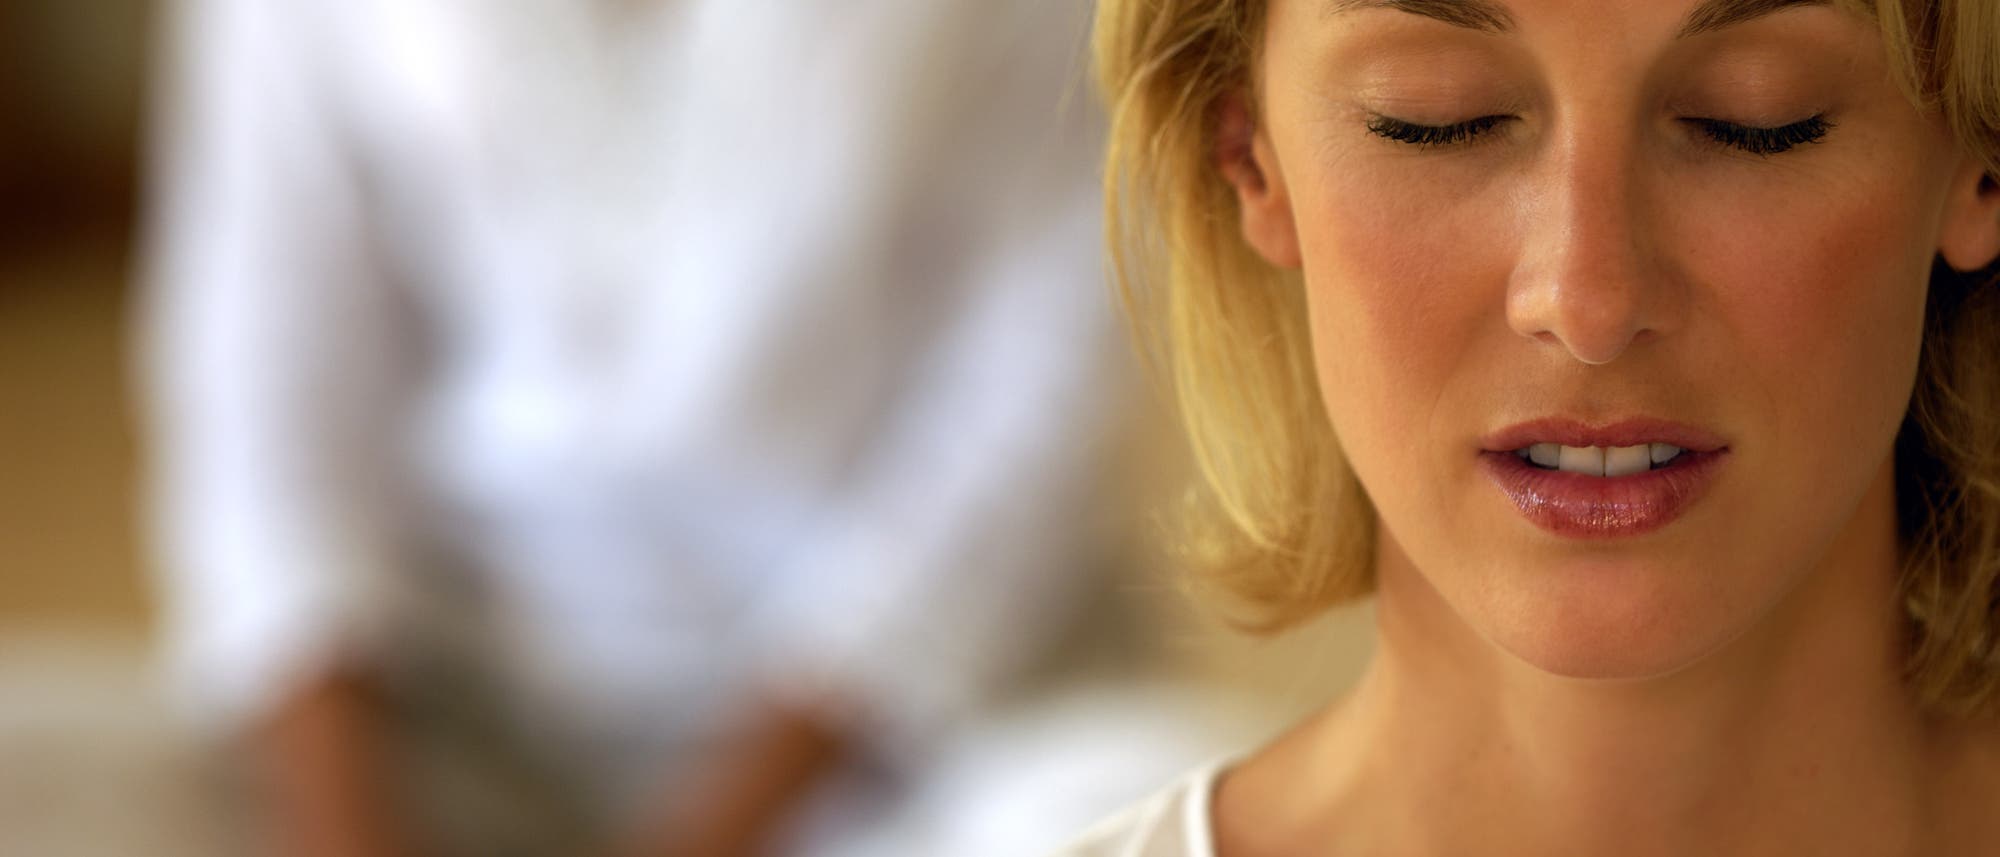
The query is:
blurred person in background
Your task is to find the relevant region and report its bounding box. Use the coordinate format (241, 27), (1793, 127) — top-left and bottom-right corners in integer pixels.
(139, 1), (1146, 855)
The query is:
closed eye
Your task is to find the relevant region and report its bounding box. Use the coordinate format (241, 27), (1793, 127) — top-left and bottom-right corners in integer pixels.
(1681, 115), (1833, 156)
(1364, 114), (1511, 149)
(1364, 112), (1835, 156)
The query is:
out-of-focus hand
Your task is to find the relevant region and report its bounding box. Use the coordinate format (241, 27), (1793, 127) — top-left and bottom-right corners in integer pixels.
(610, 696), (849, 857)
(259, 669), (431, 857)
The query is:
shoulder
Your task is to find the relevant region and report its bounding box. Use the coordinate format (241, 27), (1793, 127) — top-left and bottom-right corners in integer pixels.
(1046, 760), (1226, 857)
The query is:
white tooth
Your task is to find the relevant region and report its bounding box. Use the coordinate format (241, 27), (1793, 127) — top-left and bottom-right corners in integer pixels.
(1650, 443), (1683, 465)
(1605, 445), (1651, 477)
(1528, 443), (1561, 468)
(1557, 445), (1605, 476)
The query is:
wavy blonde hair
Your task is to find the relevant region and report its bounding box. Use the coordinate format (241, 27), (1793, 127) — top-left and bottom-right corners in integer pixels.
(1096, 0), (2000, 714)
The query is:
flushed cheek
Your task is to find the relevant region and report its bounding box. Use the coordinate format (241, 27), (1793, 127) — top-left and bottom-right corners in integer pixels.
(1697, 184), (1930, 465)
(1300, 211), (1521, 563)
(1298, 168), (1508, 453)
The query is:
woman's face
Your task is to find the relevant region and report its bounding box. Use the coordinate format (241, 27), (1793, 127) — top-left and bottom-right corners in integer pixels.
(1228, 0), (2000, 678)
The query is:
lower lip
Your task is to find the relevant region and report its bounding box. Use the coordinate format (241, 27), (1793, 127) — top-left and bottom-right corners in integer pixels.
(1478, 449), (1727, 539)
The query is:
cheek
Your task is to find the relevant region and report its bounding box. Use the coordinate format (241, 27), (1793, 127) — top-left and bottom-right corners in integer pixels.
(1295, 161), (1509, 463)
(1695, 173), (1933, 459)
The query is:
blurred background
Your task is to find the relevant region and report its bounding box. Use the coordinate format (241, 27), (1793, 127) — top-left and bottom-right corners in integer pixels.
(0, 1), (149, 618)
(1, 0), (215, 854)
(0, 3), (1373, 855)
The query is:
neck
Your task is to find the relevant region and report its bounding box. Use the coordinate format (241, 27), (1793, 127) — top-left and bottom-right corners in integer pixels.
(1329, 462), (1956, 855)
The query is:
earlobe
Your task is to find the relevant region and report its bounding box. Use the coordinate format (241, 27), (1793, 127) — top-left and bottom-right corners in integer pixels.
(1215, 93), (1303, 270)
(1936, 154), (2000, 273)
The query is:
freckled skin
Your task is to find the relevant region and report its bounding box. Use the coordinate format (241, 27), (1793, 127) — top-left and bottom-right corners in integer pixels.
(1253, 0), (1961, 678)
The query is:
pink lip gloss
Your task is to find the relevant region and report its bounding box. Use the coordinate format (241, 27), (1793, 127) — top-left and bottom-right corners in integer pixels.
(1479, 448), (1727, 539)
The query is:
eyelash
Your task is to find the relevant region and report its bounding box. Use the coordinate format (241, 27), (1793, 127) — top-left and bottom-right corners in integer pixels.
(1364, 113), (1835, 156)
(1365, 114), (1511, 148)
(1681, 115), (1834, 155)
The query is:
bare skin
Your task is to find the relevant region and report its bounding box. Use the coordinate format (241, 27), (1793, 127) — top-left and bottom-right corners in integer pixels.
(259, 669), (845, 857)
(1214, 455), (2000, 855)
(1208, 0), (2000, 852)
(258, 671), (421, 857)
(611, 697), (847, 857)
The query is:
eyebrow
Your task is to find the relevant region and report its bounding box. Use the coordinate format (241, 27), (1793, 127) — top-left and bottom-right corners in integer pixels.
(1327, 0), (1831, 39)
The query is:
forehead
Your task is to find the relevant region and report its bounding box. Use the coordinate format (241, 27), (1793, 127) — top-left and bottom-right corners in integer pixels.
(1316, 0), (1871, 37)
(1267, 0), (1886, 79)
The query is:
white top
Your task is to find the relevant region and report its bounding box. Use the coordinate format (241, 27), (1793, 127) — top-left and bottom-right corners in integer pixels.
(1051, 760), (1226, 857)
(140, 0), (1117, 814)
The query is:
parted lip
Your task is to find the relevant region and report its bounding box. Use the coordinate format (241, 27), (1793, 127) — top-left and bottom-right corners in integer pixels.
(1479, 417), (1730, 455)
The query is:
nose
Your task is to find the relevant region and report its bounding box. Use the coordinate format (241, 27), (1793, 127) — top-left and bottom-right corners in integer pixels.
(1505, 129), (1680, 365)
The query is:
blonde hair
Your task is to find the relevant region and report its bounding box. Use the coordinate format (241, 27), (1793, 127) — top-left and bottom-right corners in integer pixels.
(1096, 0), (2000, 714)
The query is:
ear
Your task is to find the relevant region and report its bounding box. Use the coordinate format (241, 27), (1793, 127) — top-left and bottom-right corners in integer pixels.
(1937, 153), (2000, 273)
(1215, 93), (1302, 269)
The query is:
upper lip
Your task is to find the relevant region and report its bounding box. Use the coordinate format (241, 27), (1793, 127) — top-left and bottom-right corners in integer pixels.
(1480, 417), (1729, 454)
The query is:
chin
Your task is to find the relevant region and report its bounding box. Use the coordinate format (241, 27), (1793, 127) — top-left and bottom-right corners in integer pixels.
(1473, 554), (1760, 683)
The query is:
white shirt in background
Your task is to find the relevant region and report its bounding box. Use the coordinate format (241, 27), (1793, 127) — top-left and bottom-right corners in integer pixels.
(141, 0), (1124, 847)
